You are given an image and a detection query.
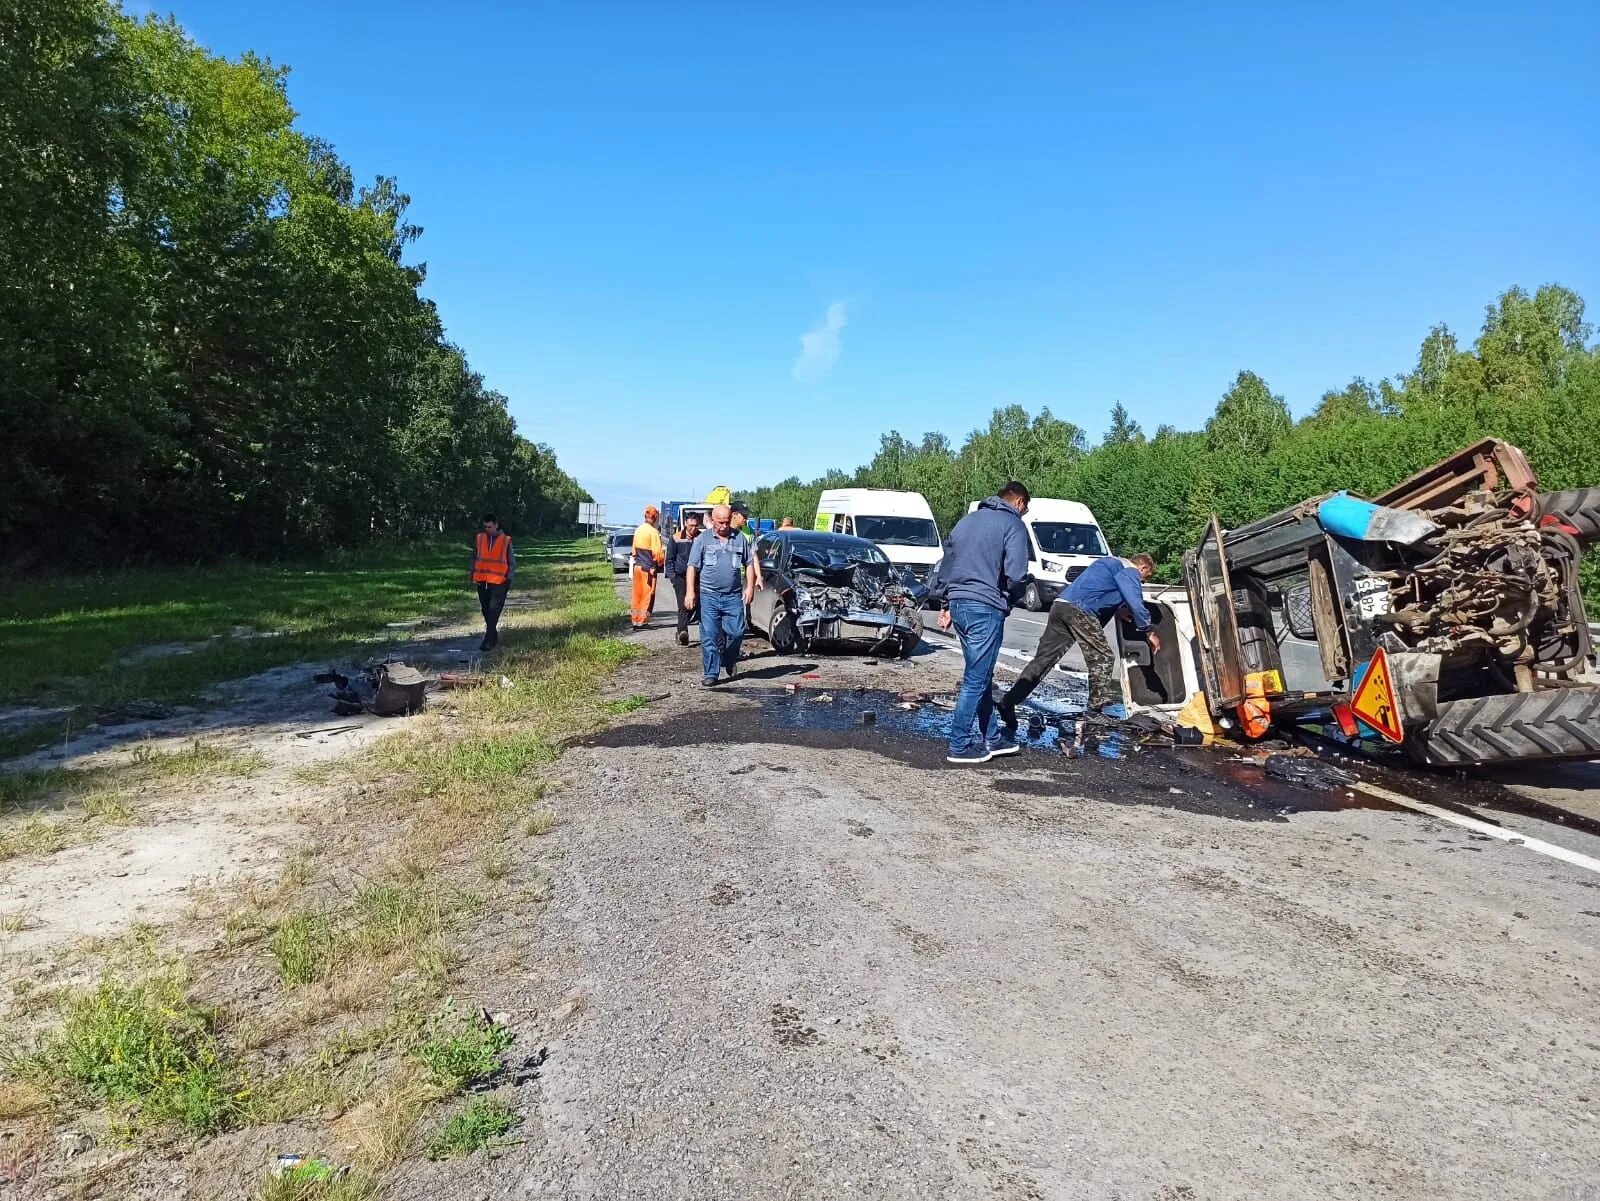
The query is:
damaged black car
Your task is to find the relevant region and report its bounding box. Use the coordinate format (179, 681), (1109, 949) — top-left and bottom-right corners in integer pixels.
(747, 530), (926, 658)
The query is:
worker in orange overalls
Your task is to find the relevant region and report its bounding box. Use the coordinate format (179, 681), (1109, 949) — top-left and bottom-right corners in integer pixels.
(469, 513), (515, 652)
(630, 506), (666, 629)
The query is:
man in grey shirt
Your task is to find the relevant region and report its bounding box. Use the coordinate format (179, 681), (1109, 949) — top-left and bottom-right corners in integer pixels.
(686, 504), (763, 686)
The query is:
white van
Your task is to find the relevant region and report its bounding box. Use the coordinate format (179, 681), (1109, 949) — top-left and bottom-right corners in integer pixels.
(814, 489), (942, 582)
(966, 496), (1109, 611)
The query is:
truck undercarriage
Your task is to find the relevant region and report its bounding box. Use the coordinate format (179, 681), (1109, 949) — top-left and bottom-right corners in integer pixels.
(1175, 440), (1600, 767)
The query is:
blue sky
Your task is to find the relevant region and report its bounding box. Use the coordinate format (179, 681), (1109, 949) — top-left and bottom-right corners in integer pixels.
(164, 0), (1599, 521)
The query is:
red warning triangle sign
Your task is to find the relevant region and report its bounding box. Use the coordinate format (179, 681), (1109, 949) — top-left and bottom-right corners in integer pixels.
(1350, 646), (1404, 743)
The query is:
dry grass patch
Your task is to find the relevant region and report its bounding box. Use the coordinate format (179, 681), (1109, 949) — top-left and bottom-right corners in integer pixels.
(523, 807), (561, 836)
(129, 738), (265, 779)
(0, 1078), (49, 1119)
(332, 1075), (436, 1171)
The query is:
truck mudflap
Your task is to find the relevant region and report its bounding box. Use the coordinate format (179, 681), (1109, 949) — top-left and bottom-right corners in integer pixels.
(1406, 688), (1600, 767)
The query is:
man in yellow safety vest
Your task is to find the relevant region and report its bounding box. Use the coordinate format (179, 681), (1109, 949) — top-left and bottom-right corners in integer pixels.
(469, 513), (515, 652)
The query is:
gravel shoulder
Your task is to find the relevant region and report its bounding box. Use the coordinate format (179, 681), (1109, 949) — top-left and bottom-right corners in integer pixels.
(434, 608), (1600, 1201)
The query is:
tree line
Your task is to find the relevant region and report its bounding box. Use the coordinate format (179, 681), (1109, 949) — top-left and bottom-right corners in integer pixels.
(743, 284), (1599, 603)
(1, 0), (586, 565)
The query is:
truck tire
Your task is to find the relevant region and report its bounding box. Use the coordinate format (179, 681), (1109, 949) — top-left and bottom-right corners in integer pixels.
(1538, 488), (1600, 542)
(1407, 687), (1600, 766)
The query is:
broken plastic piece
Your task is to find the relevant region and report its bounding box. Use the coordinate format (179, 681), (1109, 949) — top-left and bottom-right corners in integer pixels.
(1262, 753), (1358, 792)
(1317, 492), (1440, 545)
(272, 1155), (344, 1182)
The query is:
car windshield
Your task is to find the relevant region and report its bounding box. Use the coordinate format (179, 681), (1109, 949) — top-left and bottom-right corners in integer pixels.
(609, 534), (632, 548)
(852, 515), (939, 547)
(1032, 521), (1107, 556)
(789, 540), (889, 571)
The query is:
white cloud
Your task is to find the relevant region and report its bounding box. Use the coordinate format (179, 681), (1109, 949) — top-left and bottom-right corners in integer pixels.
(791, 301), (849, 384)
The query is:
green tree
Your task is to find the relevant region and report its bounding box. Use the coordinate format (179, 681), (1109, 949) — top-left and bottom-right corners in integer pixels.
(1103, 402), (1144, 446)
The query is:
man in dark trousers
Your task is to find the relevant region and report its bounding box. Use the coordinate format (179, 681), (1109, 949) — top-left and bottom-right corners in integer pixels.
(468, 513), (515, 652)
(685, 503), (761, 686)
(933, 481), (1032, 764)
(664, 512), (702, 646)
(997, 552), (1160, 729)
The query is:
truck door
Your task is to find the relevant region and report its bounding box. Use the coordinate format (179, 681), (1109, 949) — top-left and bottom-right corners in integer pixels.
(1183, 516), (1246, 711)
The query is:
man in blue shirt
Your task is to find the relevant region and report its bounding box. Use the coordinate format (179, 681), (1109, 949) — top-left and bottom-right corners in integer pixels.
(998, 552), (1161, 729)
(933, 481), (1032, 764)
(685, 504), (763, 686)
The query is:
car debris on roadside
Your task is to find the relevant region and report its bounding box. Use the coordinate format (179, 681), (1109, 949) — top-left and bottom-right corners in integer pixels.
(315, 661), (431, 716)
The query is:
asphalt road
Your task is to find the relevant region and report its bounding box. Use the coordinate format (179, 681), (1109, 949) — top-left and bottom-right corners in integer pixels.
(628, 566), (1600, 859)
(515, 586), (1600, 1199)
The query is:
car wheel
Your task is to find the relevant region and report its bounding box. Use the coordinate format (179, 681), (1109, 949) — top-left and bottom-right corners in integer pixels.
(1023, 581), (1043, 611)
(770, 610), (801, 655)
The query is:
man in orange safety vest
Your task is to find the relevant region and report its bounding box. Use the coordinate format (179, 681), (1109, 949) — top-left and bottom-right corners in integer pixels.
(468, 513), (515, 652)
(630, 506), (666, 629)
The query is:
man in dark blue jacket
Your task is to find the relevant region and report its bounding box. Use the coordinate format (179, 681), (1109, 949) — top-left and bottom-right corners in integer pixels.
(998, 552), (1160, 728)
(663, 513), (701, 646)
(933, 481), (1032, 764)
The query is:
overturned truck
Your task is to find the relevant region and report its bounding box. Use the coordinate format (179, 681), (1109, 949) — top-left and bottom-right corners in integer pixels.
(1122, 440), (1600, 767)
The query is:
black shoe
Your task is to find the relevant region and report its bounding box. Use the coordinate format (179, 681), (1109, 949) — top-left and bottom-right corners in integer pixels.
(996, 697), (1018, 734)
(677, 631), (689, 646)
(723, 664), (737, 681)
(696, 677), (719, 688)
(479, 637), (492, 652)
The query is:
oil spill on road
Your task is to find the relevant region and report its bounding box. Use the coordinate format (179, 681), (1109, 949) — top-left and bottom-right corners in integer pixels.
(579, 686), (1403, 825)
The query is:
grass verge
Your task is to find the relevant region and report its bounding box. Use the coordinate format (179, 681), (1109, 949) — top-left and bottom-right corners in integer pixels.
(1, 539), (631, 1189)
(0, 538), (482, 738)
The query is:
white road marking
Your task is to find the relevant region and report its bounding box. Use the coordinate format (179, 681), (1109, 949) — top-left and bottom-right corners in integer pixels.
(1354, 781), (1600, 877)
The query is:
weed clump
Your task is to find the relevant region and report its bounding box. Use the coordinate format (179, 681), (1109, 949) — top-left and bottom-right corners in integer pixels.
(414, 1002), (513, 1089)
(15, 972), (247, 1133)
(258, 1164), (377, 1200)
(426, 1095), (518, 1159)
(271, 912), (338, 985)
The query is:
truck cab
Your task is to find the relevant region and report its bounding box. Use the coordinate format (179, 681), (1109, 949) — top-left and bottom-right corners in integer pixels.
(1127, 440), (1600, 767)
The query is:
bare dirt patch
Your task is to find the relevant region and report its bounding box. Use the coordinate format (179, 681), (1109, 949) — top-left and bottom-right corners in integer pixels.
(0, 613), (498, 993)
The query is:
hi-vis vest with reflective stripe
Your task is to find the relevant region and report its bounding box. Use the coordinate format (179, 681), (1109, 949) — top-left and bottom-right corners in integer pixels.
(473, 532), (511, 584)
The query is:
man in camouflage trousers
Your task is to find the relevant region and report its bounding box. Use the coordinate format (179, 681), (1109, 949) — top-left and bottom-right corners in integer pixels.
(998, 552), (1160, 726)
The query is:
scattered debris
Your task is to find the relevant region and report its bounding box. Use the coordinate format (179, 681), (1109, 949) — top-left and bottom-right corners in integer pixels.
(59, 1131), (93, 1159)
(94, 699), (176, 725)
(802, 673), (821, 680)
(812, 693), (835, 704)
(1263, 753), (1359, 792)
(860, 711), (877, 726)
(435, 670), (490, 690)
(271, 1154), (345, 1181)
(320, 662), (430, 716)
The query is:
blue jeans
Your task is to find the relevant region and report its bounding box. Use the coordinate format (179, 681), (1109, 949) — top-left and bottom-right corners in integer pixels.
(699, 589), (746, 680)
(948, 601), (1005, 755)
